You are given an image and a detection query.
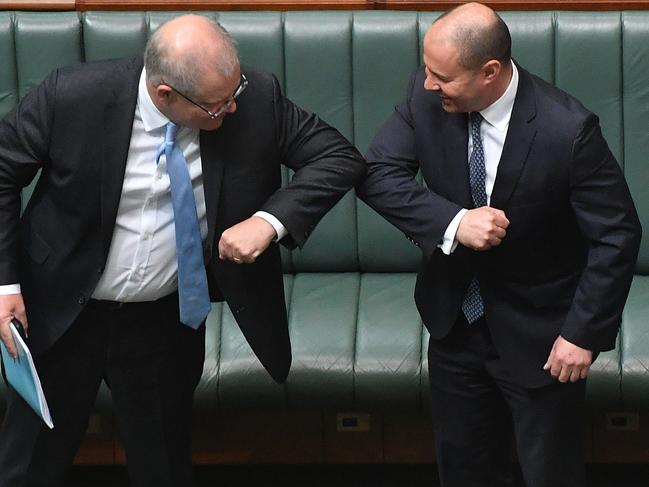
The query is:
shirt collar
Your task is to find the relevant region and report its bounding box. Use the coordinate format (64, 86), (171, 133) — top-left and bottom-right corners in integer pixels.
(478, 62), (519, 132)
(138, 67), (170, 133)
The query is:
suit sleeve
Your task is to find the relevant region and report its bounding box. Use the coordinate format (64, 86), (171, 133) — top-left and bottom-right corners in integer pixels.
(258, 75), (366, 249)
(356, 72), (463, 260)
(0, 70), (56, 285)
(561, 114), (642, 351)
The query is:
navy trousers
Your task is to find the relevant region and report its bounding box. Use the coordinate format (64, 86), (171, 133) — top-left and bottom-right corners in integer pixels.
(427, 316), (587, 487)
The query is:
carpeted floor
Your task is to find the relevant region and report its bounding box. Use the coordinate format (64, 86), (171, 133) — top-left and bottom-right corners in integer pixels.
(67, 464), (649, 486)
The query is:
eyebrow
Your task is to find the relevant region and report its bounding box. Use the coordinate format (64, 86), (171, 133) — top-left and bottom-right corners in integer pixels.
(426, 65), (450, 82)
(201, 81), (241, 106)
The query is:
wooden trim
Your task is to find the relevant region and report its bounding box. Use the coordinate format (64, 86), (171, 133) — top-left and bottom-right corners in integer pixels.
(0, 0), (75, 10)
(76, 0), (372, 11)
(2, 0), (649, 12)
(377, 0), (649, 10)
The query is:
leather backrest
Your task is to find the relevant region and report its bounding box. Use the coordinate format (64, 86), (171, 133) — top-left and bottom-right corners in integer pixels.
(1, 11), (646, 272)
(1, 10), (648, 412)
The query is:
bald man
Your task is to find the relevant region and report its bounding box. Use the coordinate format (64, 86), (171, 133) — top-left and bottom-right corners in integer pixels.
(358, 3), (640, 486)
(0, 15), (365, 487)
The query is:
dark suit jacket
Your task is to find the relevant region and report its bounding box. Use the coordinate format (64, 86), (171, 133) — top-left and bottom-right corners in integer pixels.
(0, 57), (365, 383)
(358, 64), (641, 387)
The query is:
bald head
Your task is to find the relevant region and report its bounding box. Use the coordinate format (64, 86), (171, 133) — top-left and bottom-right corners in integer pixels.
(144, 15), (239, 97)
(430, 2), (511, 71)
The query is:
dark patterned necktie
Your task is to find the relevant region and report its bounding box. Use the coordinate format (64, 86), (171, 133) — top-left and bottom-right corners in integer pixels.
(462, 112), (486, 324)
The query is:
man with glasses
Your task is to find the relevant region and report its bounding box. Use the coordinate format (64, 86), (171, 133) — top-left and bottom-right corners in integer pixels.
(0, 14), (365, 487)
(163, 72), (248, 121)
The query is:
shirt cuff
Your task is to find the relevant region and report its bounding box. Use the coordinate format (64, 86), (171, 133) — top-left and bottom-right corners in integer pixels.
(0, 284), (21, 295)
(254, 211), (288, 242)
(438, 209), (468, 255)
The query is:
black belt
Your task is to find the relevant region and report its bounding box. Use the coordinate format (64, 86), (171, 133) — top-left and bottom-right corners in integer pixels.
(88, 299), (126, 311)
(88, 293), (177, 312)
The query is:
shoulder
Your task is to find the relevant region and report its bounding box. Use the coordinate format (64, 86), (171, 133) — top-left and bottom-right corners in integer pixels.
(56, 57), (142, 85)
(519, 66), (607, 164)
(522, 67), (595, 128)
(16, 57), (141, 113)
(240, 68), (281, 97)
(235, 68), (291, 125)
(51, 57), (142, 103)
(218, 68), (282, 132)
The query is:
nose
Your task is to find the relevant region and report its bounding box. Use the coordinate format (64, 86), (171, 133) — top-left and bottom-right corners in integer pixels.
(424, 77), (440, 92)
(213, 99), (237, 120)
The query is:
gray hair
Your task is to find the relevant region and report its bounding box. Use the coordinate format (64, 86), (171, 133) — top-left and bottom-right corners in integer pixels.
(144, 16), (239, 97)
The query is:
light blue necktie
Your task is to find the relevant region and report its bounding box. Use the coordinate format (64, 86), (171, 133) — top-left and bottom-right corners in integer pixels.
(156, 122), (211, 328)
(462, 112), (486, 324)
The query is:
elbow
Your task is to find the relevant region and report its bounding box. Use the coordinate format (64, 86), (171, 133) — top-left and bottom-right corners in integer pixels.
(623, 213), (643, 268)
(347, 147), (367, 181)
(631, 210), (643, 254)
(354, 157), (368, 182)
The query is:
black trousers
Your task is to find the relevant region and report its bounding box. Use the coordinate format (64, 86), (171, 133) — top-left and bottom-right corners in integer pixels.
(427, 317), (587, 487)
(0, 293), (205, 487)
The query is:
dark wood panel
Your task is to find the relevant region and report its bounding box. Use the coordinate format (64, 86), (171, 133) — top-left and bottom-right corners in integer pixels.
(324, 413), (383, 463)
(383, 414), (435, 463)
(592, 412), (649, 462)
(73, 415), (117, 466)
(189, 413), (324, 465)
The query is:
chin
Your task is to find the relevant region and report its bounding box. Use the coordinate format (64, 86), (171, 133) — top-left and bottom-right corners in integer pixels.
(201, 118), (225, 131)
(441, 100), (459, 113)
(441, 97), (457, 113)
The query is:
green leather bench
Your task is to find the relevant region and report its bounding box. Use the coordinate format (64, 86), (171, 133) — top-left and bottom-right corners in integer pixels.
(0, 11), (647, 422)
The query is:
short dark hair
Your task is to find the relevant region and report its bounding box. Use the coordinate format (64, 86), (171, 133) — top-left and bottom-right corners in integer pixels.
(435, 9), (512, 71)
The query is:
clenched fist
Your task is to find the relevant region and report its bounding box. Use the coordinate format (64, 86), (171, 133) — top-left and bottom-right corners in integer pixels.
(456, 206), (509, 251)
(218, 216), (277, 264)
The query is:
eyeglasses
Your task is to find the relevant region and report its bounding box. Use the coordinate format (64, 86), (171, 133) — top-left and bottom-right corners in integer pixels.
(165, 73), (248, 119)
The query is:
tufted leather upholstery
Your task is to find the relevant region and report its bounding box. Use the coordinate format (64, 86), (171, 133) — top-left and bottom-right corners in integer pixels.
(0, 11), (647, 415)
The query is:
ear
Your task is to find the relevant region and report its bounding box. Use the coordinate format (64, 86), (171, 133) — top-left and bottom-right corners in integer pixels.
(154, 83), (173, 104)
(481, 60), (501, 85)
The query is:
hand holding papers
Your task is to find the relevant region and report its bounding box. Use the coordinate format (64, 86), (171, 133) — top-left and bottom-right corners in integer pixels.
(0, 319), (53, 429)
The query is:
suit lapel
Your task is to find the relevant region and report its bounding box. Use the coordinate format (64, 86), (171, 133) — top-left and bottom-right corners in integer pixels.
(100, 58), (142, 259)
(490, 66), (538, 209)
(442, 111), (472, 209)
(200, 129), (225, 259)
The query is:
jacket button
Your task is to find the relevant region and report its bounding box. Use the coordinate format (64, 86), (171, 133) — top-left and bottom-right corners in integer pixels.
(78, 295), (87, 305)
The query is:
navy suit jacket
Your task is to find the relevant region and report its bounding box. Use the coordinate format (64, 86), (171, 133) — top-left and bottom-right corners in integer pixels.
(0, 57), (365, 383)
(358, 64), (641, 387)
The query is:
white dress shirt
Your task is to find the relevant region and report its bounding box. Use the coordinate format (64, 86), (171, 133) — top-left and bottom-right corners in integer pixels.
(0, 68), (286, 299)
(438, 63), (519, 255)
